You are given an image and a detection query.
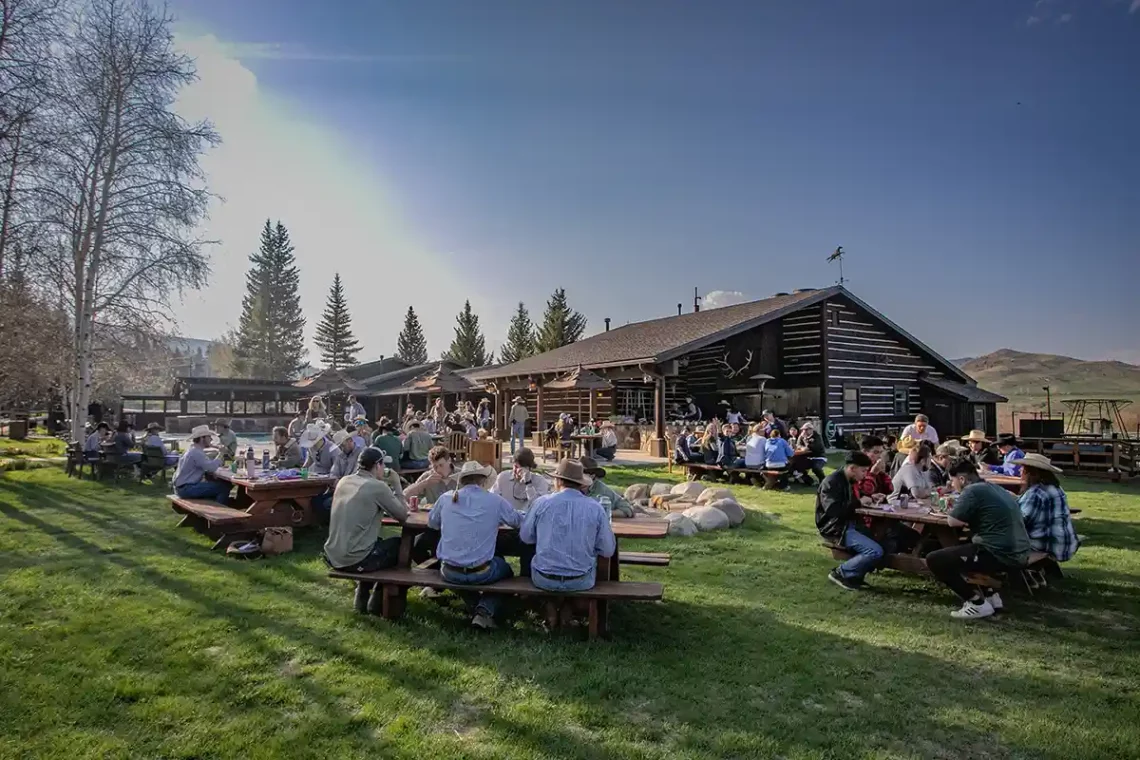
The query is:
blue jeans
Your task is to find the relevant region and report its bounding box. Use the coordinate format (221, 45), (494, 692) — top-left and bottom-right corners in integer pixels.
(176, 480), (232, 506)
(532, 566), (596, 593)
(311, 490), (333, 521)
(122, 452), (142, 464)
(594, 445), (616, 461)
(402, 458), (429, 470)
(441, 556), (513, 618)
(510, 421), (525, 454)
(838, 523), (884, 581)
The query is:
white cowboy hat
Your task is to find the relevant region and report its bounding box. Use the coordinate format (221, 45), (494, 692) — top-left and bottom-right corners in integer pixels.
(332, 430), (351, 446)
(961, 429), (990, 444)
(189, 424), (213, 441)
(455, 460), (495, 482)
(1009, 452), (1062, 474)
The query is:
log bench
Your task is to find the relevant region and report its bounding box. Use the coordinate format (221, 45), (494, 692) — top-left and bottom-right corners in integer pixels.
(683, 462), (786, 489)
(168, 495), (255, 551)
(328, 567), (664, 640)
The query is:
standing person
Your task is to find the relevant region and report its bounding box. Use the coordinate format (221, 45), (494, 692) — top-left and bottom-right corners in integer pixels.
(430, 398), (448, 430)
(271, 426), (303, 469)
(894, 414), (939, 474)
(509, 396), (529, 455)
(428, 461), (522, 630)
(580, 456), (635, 517)
(172, 425), (232, 505)
(682, 396), (702, 422)
(491, 448), (551, 510)
(215, 419), (239, 461)
(402, 420), (434, 469)
(891, 440), (935, 500)
(520, 459), (616, 592)
(927, 460), (1031, 619)
(720, 400), (746, 425)
(288, 411), (307, 440)
(323, 447), (415, 614)
(789, 422), (827, 486)
(343, 395), (366, 424)
(961, 430), (1002, 467)
(594, 420), (618, 461)
(1014, 453), (1079, 563)
(477, 398), (493, 431)
(308, 395), (327, 419)
(989, 434), (1027, 477)
(816, 451), (879, 591)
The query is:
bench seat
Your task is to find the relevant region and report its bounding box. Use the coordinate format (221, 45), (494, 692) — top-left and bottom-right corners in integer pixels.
(683, 462), (786, 488)
(619, 551), (671, 567)
(168, 495), (255, 550)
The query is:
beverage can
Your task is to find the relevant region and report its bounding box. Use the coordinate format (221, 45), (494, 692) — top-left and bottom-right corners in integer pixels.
(409, 495), (419, 512)
(899, 493), (910, 509)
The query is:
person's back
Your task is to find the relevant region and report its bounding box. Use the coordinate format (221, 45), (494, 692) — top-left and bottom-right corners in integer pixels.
(372, 431), (403, 465)
(521, 488), (615, 579)
(324, 471), (405, 569)
(744, 434), (766, 467)
(84, 431), (103, 453)
(404, 429), (433, 461)
(1020, 483), (1078, 561)
(429, 485), (521, 569)
(143, 433), (165, 451)
(952, 482), (1031, 568)
(764, 436), (794, 467)
(218, 428), (238, 458)
(112, 430), (133, 455)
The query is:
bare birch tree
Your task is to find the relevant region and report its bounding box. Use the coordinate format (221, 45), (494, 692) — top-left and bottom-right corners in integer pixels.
(28, 0), (218, 439)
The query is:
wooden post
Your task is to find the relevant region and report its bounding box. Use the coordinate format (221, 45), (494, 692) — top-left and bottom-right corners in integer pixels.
(589, 390), (597, 421)
(534, 383), (544, 447)
(1111, 434), (1120, 475)
(651, 375), (667, 457)
(819, 303), (830, 434)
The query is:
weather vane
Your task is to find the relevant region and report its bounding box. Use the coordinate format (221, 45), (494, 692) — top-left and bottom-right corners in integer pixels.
(827, 246), (846, 285)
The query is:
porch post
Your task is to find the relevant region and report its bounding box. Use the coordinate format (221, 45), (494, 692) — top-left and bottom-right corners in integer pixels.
(534, 382), (544, 447)
(588, 389), (597, 421)
(651, 375), (667, 457)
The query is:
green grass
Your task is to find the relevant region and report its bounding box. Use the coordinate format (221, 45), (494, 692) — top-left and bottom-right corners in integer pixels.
(1, 466), (1138, 759)
(0, 436), (67, 459)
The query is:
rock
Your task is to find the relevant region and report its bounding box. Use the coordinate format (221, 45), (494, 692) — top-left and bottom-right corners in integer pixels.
(708, 498), (745, 527)
(670, 481), (706, 500)
(696, 487), (733, 505)
(649, 483), (672, 497)
(664, 512), (699, 537)
(649, 493), (684, 510)
(682, 505), (730, 532)
(625, 483), (650, 502)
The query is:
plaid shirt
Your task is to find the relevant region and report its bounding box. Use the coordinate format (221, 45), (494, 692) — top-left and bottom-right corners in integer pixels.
(1018, 484), (1079, 562)
(853, 471), (892, 499)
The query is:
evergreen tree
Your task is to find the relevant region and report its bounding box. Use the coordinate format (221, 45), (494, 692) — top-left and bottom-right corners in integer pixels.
(396, 306), (428, 365)
(444, 300), (492, 367)
(499, 301), (535, 364)
(534, 288), (587, 353)
(314, 273), (361, 369)
(232, 220), (307, 378)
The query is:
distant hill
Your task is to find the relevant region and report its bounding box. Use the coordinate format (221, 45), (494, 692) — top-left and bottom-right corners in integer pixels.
(960, 349), (1140, 433)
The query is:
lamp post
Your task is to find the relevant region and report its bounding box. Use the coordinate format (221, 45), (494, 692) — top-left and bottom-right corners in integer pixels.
(1042, 386), (1052, 419)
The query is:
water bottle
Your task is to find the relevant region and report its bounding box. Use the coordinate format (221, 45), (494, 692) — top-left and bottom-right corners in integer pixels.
(599, 496), (613, 520)
(246, 446), (255, 474)
(261, 449), (270, 469)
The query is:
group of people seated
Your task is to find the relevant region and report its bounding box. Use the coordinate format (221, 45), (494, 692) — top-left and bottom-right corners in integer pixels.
(542, 414), (619, 462)
(673, 409), (828, 487)
(817, 420), (1079, 621)
(83, 418), (183, 473)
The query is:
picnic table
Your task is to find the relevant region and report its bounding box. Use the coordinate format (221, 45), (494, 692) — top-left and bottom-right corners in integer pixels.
(210, 468), (337, 529)
(570, 433), (603, 459)
(981, 472), (1021, 493)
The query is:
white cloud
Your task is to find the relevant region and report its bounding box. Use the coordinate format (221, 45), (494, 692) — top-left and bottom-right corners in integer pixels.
(1058, 12), (1072, 23)
(703, 290), (749, 310)
(1026, 15), (1043, 25)
(216, 41), (460, 64)
(1131, 0), (1140, 13)
(171, 33), (484, 362)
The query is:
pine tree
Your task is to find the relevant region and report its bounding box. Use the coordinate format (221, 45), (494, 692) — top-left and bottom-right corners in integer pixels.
(232, 220), (307, 378)
(444, 300), (492, 367)
(499, 301), (535, 364)
(396, 306), (428, 365)
(314, 273), (361, 369)
(534, 288), (587, 353)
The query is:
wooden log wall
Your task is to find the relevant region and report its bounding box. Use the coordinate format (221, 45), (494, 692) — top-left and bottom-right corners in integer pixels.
(780, 306), (823, 388)
(523, 388), (614, 428)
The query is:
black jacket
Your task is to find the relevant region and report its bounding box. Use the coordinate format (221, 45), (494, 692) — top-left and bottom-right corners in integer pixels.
(815, 469), (856, 541)
(798, 430), (825, 457)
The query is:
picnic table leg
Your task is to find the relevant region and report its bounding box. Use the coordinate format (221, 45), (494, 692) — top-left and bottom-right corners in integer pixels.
(594, 550), (613, 639)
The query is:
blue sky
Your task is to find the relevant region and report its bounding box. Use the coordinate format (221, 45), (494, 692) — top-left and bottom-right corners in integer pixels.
(171, 0), (1140, 366)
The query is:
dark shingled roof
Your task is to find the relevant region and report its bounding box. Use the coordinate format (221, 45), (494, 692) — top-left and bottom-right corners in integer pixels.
(920, 376), (1008, 404)
(472, 288), (835, 378)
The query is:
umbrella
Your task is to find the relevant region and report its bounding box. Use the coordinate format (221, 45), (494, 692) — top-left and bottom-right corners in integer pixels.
(374, 364), (479, 397)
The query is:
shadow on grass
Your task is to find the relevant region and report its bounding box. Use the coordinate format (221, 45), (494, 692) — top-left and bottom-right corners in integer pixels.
(1072, 517), (1140, 552)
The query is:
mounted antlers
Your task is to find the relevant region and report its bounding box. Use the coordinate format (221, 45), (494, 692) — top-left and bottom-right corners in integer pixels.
(714, 350), (754, 378)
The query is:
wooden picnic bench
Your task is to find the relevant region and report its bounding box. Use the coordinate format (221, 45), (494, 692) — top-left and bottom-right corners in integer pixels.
(682, 462), (787, 489)
(168, 495), (257, 550)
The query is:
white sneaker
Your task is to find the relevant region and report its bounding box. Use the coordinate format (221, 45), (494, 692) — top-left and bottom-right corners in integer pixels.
(419, 587), (443, 600)
(471, 612), (496, 630)
(951, 599), (995, 620)
(986, 593), (1004, 611)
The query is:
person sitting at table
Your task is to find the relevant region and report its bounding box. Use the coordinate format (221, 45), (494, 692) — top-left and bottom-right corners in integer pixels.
(214, 418), (239, 461)
(329, 429), (361, 479)
(303, 433), (336, 476)
(699, 423), (720, 465)
(402, 420), (434, 469)
(85, 421), (111, 454)
(763, 427), (795, 487)
(816, 451), (878, 591)
(760, 410), (789, 440)
(890, 439), (935, 500)
(989, 434), (1026, 477)
(490, 447), (550, 510)
(464, 415), (480, 441)
(404, 445), (459, 506)
(852, 435), (892, 506)
(521, 458), (616, 593)
(787, 424), (799, 442)
(789, 422), (827, 486)
(742, 423), (766, 468)
(112, 420), (142, 465)
(961, 429), (1002, 468)
(594, 420), (618, 461)
(893, 414), (939, 474)
(580, 456), (635, 517)
(927, 459), (1032, 619)
(323, 447), (416, 614)
(716, 424), (739, 467)
(172, 425), (231, 505)
(1015, 453), (1079, 563)
(427, 460), (522, 630)
(143, 422), (180, 466)
(673, 426), (699, 464)
(343, 395), (366, 423)
(271, 425), (303, 469)
(371, 421), (404, 472)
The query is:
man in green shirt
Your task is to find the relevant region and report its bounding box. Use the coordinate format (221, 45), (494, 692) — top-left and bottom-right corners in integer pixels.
(215, 419), (239, 461)
(371, 421), (404, 471)
(927, 459), (1031, 620)
(580, 456), (635, 518)
(402, 420), (434, 468)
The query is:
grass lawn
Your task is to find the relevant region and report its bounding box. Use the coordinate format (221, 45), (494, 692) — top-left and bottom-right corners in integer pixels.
(0, 436), (67, 459)
(1, 465), (1138, 759)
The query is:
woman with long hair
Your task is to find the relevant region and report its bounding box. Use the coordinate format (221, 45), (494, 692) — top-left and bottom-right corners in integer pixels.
(1015, 453), (1079, 562)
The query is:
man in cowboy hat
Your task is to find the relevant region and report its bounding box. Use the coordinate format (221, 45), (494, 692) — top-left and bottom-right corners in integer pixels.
(961, 429), (1001, 468)
(927, 459), (1031, 620)
(270, 426), (303, 469)
(303, 431), (336, 476)
(1013, 453), (1079, 563)
(989, 434), (1027, 477)
(580, 456), (635, 517)
(214, 419), (239, 461)
(330, 429), (362, 480)
(508, 396), (529, 454)
(520, 459), (616, 592)
(426, 460), (522, 630)
(172, 425), (232, 505)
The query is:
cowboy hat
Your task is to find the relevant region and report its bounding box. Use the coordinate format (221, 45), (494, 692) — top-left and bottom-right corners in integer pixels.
(1009, 452), (1062, 474)
(146, 422), (162, 432)
(512, 396), (525, 403)
(332, 430), (351, 446)
(189, 424), (213, 441)
(961, 429), (990, 444)
(579, 455), (606, 479)
(995, 433), (1021, 448)
(552, 458), (593, 487)
(455, 459), (495, 482)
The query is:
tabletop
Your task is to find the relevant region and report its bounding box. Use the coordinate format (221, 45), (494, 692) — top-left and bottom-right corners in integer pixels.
(387, 511), (669, 538)
(981, 473), (1021, 488)
(855, 503), (952, 526)
(212, 468), (337, 490)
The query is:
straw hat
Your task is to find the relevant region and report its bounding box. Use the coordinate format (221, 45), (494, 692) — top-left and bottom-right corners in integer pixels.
(189, 424), (213, 441)
(961, 429), (990, 444)
(1009, 452), (1062, 474)
(332, 430), (351, 446)
(456, 459), (495, 482)
(551, 458), (592, 487)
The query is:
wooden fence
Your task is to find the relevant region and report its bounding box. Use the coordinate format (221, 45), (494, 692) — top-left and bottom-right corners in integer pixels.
(1020, 436), (1136, 480)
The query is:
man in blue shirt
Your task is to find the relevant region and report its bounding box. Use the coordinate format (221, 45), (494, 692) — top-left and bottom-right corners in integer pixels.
(427, 460), (522, 630)
(520, 458), (616, 593)
(172, 425), (231, 505)
(990, 434), (1026, 477)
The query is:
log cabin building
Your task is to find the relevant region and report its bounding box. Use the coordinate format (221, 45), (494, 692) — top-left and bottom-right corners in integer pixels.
(468, 286), (1005, 455)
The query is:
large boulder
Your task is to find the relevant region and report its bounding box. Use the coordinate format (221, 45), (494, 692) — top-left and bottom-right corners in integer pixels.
(696, 487), (733, 505)
(625, 483), (650, 502)
(670, 481), (706, 500)
(649, 483), (672, 497)
(682, 505), (730, 532)
(707, 498), (745, 527)
(664, 512), (699, 537)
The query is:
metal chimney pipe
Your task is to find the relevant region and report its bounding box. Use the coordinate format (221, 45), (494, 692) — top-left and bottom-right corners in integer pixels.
(677, 303), (682, 316)
(604, 318), (611, 332)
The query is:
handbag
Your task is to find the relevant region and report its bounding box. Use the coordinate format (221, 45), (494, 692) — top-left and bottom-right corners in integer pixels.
(260, 527), (294, 556)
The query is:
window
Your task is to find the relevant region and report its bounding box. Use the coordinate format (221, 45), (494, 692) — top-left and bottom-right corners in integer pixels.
(143, 400), (166, 413)
(246, 401), (264, 415)
(973, 405), (987, 431)
(207, 401), (227, 415)
(231, 401), (245, 415)
(281, 401), (299, 414)
(842, 386), (859, 417)
(122, 398), (144, 413)
(893, 387), (908, 416)
(828, 309), (839, 327)
(264, 401), (278, 414)
(187, 401), (206, 414)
